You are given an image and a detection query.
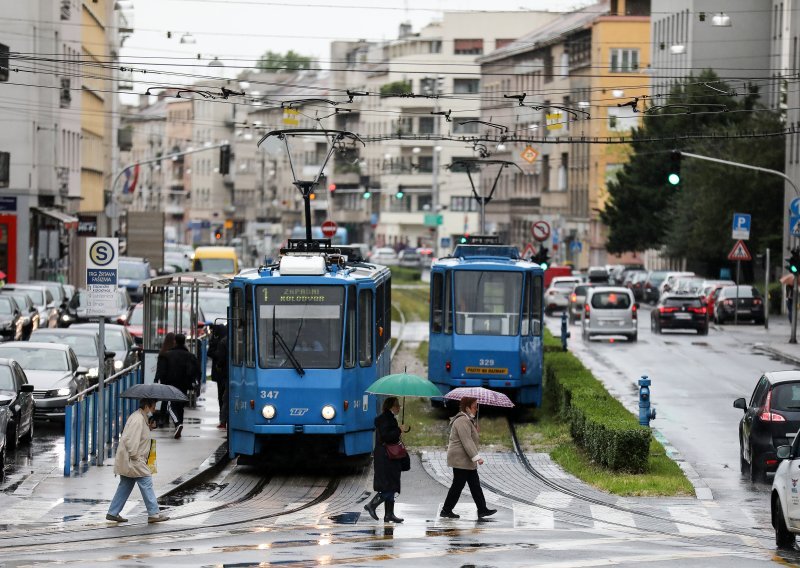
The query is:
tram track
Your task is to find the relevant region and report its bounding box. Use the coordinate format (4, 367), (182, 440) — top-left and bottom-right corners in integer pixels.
(489, 417), (778, 552)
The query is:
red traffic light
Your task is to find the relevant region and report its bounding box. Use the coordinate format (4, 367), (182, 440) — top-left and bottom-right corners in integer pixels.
(328, 183), (336, 192)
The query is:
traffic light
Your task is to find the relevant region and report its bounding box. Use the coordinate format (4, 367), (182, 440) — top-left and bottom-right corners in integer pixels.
(533, 247), (550, 269)
(786, 248), (800, 274)
(309, 192), (316, 200)
(395, 188), (404, 199)
(214, 226), (223, 241)
(219, 144), (231, 175)
(362, 189), (371, 199)
(459, 233), (470, 244)
(667, 150), (681, 186)
(328, 183), (337, 195)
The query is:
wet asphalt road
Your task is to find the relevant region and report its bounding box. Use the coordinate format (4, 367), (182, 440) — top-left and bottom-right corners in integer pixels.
(1, 421), (65, 494)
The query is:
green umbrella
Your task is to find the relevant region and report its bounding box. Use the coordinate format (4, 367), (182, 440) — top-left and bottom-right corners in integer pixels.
(366, 368), (442, 425)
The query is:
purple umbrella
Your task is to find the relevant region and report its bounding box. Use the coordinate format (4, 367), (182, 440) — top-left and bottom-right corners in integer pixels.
(444, 387), (514, 408)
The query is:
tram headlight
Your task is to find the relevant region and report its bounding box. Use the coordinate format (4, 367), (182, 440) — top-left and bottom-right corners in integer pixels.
(321, 405), (336, 420)
(261, 404), (276, 420)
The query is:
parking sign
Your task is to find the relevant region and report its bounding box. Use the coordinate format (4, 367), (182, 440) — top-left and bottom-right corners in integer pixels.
(86, 238), (119, 316)
(731, 213), (751, 240)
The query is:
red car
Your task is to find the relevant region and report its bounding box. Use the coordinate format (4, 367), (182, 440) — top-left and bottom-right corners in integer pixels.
(703, 280), (736, 320)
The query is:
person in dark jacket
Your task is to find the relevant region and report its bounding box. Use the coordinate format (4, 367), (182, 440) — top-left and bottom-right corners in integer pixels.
(364, 397), (409, 523)
(153, 333), (176, 428)
(155, 333), (200, 439)
(207, 324), (229, 429)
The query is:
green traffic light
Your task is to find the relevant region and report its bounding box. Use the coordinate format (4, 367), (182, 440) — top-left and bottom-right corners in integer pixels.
(540, 262), (548, 270)
(395, 191), (404, 199)
(460, 237), (467, 244)
(793, 265), (798, 274)
(668, 173), (680, 185)
(363, 191), (371, 199)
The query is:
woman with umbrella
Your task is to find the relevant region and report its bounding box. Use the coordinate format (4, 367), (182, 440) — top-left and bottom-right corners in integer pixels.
(363, 396), (409, 523)
(105, 398), (170, 524)
(440, 396), (497, 519)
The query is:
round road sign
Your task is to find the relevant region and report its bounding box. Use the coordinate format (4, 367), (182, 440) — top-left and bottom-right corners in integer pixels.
(321, 220), (338, 238)
(531, 220), (551, 242)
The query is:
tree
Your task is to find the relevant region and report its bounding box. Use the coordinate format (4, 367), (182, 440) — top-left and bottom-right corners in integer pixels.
(601, 71), (784, 272)
(255, 50), (312, 73)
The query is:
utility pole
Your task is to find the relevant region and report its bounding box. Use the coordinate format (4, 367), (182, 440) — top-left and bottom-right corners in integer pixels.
(431, 76), (441, 258)
(765, 248), (770, 330)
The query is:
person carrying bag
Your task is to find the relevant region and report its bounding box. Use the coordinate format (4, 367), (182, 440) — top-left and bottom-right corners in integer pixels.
(364, 397), (409, 523)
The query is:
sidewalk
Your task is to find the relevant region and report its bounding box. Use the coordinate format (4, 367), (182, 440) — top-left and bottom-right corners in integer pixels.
(710, 315), (800, 365)
(0, 381), (227, 528)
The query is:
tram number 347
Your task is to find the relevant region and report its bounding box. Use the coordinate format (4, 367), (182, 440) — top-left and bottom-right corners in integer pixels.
(260, 390), (279, 399)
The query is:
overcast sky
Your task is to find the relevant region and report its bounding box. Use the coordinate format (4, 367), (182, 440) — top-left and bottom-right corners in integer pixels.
(119, 0), (598, 93)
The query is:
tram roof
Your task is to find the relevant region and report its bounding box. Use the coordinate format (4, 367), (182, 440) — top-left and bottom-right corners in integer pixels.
(432, 255), (541, 271)
(142, 272), (231, 289)
(233, 261), (390, 283)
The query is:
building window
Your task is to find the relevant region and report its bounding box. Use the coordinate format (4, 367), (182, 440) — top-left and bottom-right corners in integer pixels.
(454, 39), (484, 55)
(610, 48), (639, 72)
(417, 194), (432, 212)
(558, 153), (568, 191)
(495, 38), (515, 50)
(419, 116), (435, 134)
(450, 196), (478, 212)
(607, 106), (639, 131)
(453, 79), (480, 94)
(417, 156), (433, 173)
(430, 40), (442, 53)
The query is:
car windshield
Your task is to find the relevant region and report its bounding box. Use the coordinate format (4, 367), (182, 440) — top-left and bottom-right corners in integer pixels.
(553, 280), (577, 289)
(0, 297), (14, 314)
(0, 347), (69, 371)
(454, 271), (522, 336)
(257, 285), (344, 369)
(199, 294), (229, 319)
(647, 272), (668, 285)
(770, 383), (800, 411)
(194, 258), (235, 273)
(4, 293), (30, 309)
(35, 333), (98, 357)
(0, 366), (14, 390)
(665, 297), (702, 308)
(721, 286), (760, 299)
(119, 261), (149, 280)
(590, 292), (631, 309)
(16, 289), (44, 305)
(104, 330), (127, 352)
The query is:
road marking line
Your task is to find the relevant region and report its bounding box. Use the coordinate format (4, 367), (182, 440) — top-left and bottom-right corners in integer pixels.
(513, 503), (554, 529)
(668, 505), (723, 534)
(535, 491), (573, 509)
(590, 504), (637, 531)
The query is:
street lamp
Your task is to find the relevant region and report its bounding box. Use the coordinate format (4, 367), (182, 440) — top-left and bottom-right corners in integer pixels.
(711, 13), (731, 27)
(669, 45), (686, 55)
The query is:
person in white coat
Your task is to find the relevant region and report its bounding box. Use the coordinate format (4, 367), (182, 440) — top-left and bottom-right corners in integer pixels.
(106, 398), (170, 523)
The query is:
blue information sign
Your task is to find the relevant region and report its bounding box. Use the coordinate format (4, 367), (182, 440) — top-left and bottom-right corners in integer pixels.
(791, 215), (800, 237)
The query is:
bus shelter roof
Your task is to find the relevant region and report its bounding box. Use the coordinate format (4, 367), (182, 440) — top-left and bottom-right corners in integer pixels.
(142, 272), (230, 290)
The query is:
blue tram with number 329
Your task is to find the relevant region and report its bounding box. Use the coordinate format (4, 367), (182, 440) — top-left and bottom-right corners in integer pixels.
(227, 243), (391, 460)
(428, 240), (545, 406)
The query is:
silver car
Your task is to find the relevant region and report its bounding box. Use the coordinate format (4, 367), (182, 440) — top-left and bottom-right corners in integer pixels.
(582, 287), (638, 342)
(545, 277), (581, 315)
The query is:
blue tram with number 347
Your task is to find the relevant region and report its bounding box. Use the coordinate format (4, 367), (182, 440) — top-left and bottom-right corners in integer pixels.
(428, 239), (545, 406)
(227, 242), (391, 460)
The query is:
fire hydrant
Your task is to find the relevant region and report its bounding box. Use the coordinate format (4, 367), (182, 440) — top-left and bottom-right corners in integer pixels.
(560, 311), (571, 351)
(638, 375), (656, 427)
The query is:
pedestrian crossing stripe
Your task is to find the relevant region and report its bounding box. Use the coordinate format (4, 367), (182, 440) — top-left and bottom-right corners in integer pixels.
(727, 240), (752, 261)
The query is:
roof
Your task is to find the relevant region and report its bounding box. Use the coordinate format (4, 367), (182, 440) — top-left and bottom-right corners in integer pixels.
(71, 323), (127, 331)
(0, 341), (71, 351)
(31, 329), (98, 338)
(142, 272), (230, 289)
(766, 371), (800, 385)
(479, 1), (608, 64)
(433, 256), (539, 271)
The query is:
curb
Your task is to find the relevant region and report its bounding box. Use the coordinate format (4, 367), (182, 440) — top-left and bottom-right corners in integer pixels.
(753, 343), (800, 367)
(157, 441), (230, 501)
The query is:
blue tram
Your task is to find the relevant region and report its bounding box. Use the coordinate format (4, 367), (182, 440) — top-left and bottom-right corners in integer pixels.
(428, 239), (545, 406)
(227, 242), (392, 459)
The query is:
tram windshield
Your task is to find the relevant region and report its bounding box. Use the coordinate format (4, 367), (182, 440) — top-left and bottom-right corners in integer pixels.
(454, 271), (522, 336)
(256, 285), (344, 369)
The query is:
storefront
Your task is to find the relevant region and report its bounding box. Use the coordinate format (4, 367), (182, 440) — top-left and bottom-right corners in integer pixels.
(30, 207), (78, 283)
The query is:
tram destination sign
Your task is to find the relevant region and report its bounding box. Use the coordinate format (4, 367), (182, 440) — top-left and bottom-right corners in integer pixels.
(85, 238), (119, 316)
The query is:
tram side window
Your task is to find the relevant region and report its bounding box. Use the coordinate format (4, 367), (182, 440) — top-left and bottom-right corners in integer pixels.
(444, 272), (453, 334)
(344, 286), (356, 369)
(359, 289), (373, 366)
(231, 288), (244, 365)
(521, 273), (531, 335)
(245, 285), (255, 367)
(432, 273), (443, 333)
(376, 282), (385, 354)
(531, 275), (543, 336)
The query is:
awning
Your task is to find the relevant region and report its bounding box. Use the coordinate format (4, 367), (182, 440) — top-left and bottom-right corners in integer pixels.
(32, 207), (78, 229)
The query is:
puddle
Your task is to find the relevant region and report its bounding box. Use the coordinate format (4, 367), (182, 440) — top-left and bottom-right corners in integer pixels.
(327, 511), (360, 524)
(159, 481), (226, 506)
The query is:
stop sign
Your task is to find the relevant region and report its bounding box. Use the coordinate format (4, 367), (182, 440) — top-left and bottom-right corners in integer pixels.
(321, 220), (338, 238)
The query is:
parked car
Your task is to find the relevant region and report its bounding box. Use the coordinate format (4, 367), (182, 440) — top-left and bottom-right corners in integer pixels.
(545, 276), (582, 315)
(734, 371), (800, 483)
(0, 295), (24, 341)
(198, 290), (229, 327)
(0, 342), (88, 420)
(617, 264), (646, 286)
(582, 287), (638, 342)
(64, 287), (130, 325)
(28, 280), (69, 325)
(624, 271), (648, 301)
(0, 404), (9, 478)
(714, 286), (765, 324)
(70, 323), (139, 373)
(701, 280), (736, 320)
(417, 248), (434, 268)
(122, 302), (207, 345)
(658, 271), (695, 298)
(62, 284), (76, 304)
(2, 284), (58, 328)
(770, 423), (800, 547)
(118, 257), (152, 303)
(642, 270), (669, 304)
(651, 294), (708, 335)
(0, 358), (34, 449)
(568, 283), (594, 324)
(370, 247), (399, 266)
(1, 291), (39, 339)
(398, 249), (422, 268)
(30, 329), (115, 385)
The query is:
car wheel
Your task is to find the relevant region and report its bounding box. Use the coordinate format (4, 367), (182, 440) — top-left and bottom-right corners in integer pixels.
(774, 495), (796, 548)
(749, 449), (765, 483)
(20, 418), (33, 445)
(698, 326), (708, 336)
(629, 333), (638, 342)
(0, 443), (5, 481)
(739, 442), (748, 474)
(6, 422), (17, 451)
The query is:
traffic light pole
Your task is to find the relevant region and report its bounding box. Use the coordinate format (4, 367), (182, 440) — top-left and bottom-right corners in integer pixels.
(793, 276), (798, 344)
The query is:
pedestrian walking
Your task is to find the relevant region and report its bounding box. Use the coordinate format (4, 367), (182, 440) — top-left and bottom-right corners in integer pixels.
(364, 396), (410, 523)
(106, 398), (170, 524)
(154, 333), (176, 428)
(207, 324), (229, 429)
(155, 333), (200, 439)
(439, 396), (497, 519)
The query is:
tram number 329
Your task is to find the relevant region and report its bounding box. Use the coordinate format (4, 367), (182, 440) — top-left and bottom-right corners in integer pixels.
(479, 359), (495, 366)
(260, 390), (280, 399)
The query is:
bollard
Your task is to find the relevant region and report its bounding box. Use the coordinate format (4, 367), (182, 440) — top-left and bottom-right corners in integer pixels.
(638, 375), (656, 427)
(560, 311), (571, 351)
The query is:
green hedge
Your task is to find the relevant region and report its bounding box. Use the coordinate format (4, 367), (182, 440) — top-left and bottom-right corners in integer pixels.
(544, 351), (651, 473)
(543, 327), (563, 353)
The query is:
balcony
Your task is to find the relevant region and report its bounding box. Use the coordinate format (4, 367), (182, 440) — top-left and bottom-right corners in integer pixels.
(60, 0), (71, 20)
(60, 78), (71, 108)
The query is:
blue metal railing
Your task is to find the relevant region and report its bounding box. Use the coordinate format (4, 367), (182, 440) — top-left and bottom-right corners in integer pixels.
(64, 362), (142, 476)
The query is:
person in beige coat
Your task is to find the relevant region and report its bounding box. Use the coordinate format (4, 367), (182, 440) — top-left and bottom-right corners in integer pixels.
(106, 398), (169, 523)
(440, 396), (497, 519)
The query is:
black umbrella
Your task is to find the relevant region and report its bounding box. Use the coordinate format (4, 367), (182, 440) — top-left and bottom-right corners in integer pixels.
(120, 383), (188, 402)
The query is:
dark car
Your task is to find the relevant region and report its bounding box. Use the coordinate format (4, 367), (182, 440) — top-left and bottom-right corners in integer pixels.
(624, 270), (648, 301)
(30, 329), (115, 385)
(0, 404), (9, 477)
(28, 281), (69, 326)
(2, 284), (58, 328)
(734, 372), (800, 482)
(118, 257), (152, 303)
(71, 323), (139, 373)
(0, 295), (24, 341)
(642, 270), (669, 304)
(64, 287), (130, 326)
(714, 285), (765, 325)
(0, 358), (34, 449)
(2, 292), (39, 339)
(651, 294), (708, 335)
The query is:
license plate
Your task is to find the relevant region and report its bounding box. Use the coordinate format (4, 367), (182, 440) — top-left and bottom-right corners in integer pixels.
(465, 367), (509, 375)
(675, 313), (691, 319)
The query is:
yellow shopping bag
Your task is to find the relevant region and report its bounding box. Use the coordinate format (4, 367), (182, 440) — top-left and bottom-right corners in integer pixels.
(147, 439), (157, 474)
